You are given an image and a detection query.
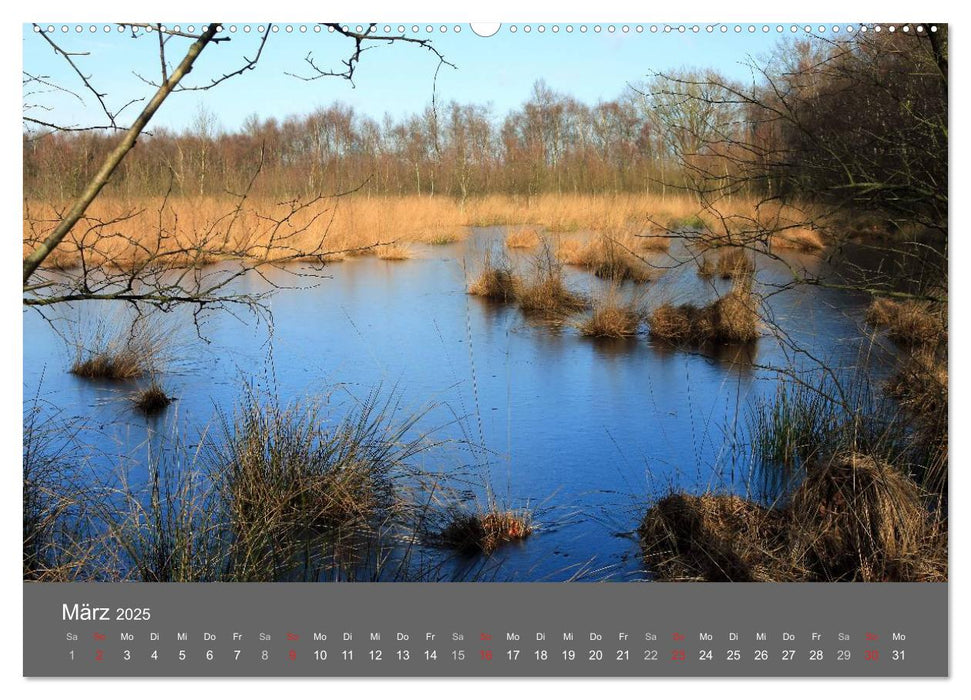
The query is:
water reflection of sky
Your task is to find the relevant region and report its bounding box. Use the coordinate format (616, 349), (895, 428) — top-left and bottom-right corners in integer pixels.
(23, 229), (897, 581)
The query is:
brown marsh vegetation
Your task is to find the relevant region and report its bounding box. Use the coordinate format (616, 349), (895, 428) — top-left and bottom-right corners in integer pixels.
(649, 279), (760, 345)
(770, 227), (825, 252)
(469, 241), (587, 318)
(866, 297), (947, 347)
(467, 249), (517, 302)
(504, 226), (542, 249)
(515, 245), (588, 317)
(696, 247), (756, 280)
(640, 452), (946, 582)
(557, 232), (656, 283)
(132, 381), (173, 414)
(25, 193), (788, 270)
(438, 506), (534, 555)
(376, 242), (414, 260)
(577, 285), (644, 338)
(70, 320), (170, 381)
(23, 26), (947, 583)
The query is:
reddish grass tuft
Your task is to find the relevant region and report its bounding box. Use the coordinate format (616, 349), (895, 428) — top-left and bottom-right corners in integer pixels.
(440, 508), (533, 554)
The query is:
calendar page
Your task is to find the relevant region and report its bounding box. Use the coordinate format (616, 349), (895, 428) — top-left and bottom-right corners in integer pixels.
(20, 13), (949, 680)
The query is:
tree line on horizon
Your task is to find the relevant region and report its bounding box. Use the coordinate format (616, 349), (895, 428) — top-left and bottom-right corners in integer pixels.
(24, 29), (946, 237)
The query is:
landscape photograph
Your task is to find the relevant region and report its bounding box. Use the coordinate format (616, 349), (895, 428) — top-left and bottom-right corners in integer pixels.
(22, 22), (948, 583)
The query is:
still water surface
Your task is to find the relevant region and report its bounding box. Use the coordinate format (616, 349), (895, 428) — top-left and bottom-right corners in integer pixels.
(23, 228), (889, 580)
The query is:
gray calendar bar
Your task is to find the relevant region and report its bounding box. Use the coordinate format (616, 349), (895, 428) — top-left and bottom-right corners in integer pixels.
(24, 582), (947, 677)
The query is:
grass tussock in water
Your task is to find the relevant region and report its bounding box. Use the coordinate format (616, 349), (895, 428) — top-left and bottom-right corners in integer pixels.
(640, 452), (946, 582)
(639, 493), (788, 582)
(468, 249), (516, 301)
(649, 279), (760, 345)
(505, 227), (542, 249)
(206, 387), (430, 580)
(438, 507), (533, 555)
(558, 233), (655, 283)
(644, 368), (950, 582)
(70, 319), (170, 380)
(376, 242), (413, 260)
(697, 247), (755, 280)
(132, 381), (172, 414)
(25, 382), (497, 582)
(865, 297), (947, 347)
(771, 227), (824, 252)
(577, 286), (643, 338)
(516, 246), (587, 317)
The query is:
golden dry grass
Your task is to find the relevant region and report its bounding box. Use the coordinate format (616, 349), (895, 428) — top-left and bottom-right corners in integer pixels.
(516, 247), (587, 317)
(504, 227), (542, 249)
(649, 279), (760, 344)
(24, 196), (472, 269)
(771, 227), (825, 251)
(698, 247), (756, 280)
(886, 350), (948, 494)
(375, 242), (413, 260)
(639, 493), (788, 581)
(467, 250), (516, 301)
(467, 193), (703, 233)
(578, 286), (643, 338)
(717, 248), (755, 279)
(690, 202), (822, 251)
(886, 350), (947, 418)
(556, 232), (655, 283)
(70, 321), (170, 380)
(865, 297), (947, 347)
(788, 452), (929, 580)
(25, 193), (778, 269)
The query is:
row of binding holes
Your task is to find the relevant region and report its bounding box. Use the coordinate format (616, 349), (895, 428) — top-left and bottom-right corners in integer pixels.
(35, 24), (940, 35)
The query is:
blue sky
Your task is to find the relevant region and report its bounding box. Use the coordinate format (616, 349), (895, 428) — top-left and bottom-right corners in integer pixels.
(23, 23), (787, 132)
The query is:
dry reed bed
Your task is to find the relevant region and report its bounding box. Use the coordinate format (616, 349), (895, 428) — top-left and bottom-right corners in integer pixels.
(25, 193), (797, 269)
(771, 227), (825, 252)
(640, 452), (946, 582)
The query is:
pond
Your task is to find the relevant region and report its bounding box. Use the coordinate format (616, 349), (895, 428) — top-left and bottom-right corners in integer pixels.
(23, 227), (892, 581)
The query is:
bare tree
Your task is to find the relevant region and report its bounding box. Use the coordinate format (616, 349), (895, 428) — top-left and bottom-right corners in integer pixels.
(23, 22), (453, 317)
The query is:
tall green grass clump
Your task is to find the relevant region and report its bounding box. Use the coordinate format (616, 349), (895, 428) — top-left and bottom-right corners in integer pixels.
(205, 385), (435, 581)
(23, 401), (95, 581)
